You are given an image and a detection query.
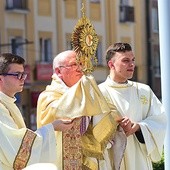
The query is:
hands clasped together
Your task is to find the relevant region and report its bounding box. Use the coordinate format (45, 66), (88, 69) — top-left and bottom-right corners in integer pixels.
(118, 117), (140, 137)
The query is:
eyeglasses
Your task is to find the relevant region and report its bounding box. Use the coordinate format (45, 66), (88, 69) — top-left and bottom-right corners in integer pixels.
(59, 63), (79, 70)
(0, 72), (27, 80)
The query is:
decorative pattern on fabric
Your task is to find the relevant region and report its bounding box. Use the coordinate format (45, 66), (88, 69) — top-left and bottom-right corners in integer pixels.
(63, 118), (82, 170)
(140, 95), (148, 104)
(136, 82), (151, 115)
(80, 116), (87, 135)
(13, 129), (37, 170)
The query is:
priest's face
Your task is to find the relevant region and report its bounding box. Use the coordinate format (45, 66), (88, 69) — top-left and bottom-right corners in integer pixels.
(58, 52), (83, 87)
(109, 51), (135, 83)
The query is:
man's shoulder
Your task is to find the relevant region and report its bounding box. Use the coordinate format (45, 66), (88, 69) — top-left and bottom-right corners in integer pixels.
(0, 101), (8, 111)
(98, 81), (107, 90)
(98, 81), (109, 96)
(37, 88), (62, 105)
(98, 81), (107, 88)
(133, 81), (151, 91)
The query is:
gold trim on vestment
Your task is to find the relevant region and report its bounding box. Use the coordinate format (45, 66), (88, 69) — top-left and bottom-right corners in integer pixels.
(82, 120), (118, 159)
(13, 130), (37, 170)
(82, 113), (118, 169)
(83, 156), (98, 170)
(108, 81), (134, 88)
(63, 118), (82, 170)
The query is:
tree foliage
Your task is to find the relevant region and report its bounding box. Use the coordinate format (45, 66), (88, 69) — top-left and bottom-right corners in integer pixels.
(153, 153), (164, 170)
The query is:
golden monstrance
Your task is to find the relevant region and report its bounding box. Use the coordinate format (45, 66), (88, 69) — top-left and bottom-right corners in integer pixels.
(71, 0), (99, 74)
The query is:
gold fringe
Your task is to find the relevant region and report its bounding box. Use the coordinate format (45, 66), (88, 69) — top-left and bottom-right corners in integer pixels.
(83, 156), (98, 170)
(82, 113), (118, 160)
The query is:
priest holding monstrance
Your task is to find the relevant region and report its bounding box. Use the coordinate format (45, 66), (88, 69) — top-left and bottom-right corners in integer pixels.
(37, 2), (126, 170)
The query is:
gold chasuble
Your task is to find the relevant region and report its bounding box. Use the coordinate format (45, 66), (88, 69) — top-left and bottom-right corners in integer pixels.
(37, 74), (120, 169)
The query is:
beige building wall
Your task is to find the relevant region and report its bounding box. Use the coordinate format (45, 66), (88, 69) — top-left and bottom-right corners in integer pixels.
(1, 1), (148, 80)
(0, 0), (148, 128)
(25, 0), (35, 66)
(0, 0), (148, 83)
(134, 0), (148, 83)
(0, 0), (28, 54)
(0, 0), (6, 44)
(56, 0), (147, 83)
(104, 0), (147, 83)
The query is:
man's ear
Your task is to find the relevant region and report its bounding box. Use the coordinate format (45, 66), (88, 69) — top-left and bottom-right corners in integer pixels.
(55, 67), (60, 74)
(55, 67), (62, 79)
(108, 60), (114, 69)
(0, 75), (3, 82)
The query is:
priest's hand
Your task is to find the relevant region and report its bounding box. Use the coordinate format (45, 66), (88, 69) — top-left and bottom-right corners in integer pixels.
(118, 117), (141, 137)
(52, 119), (74, 131)
(125, 122), (140, 137)
(118, 116), (132, 133)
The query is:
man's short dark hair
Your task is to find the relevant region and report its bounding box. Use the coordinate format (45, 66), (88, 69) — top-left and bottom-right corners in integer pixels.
(0, 53), (25, 74)
(105, 43), (132, 64)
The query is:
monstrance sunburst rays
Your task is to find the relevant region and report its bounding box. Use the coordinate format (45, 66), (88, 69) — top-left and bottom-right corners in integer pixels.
(71, 2), (99, 74)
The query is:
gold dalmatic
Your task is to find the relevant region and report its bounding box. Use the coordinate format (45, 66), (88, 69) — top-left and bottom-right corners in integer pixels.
(71, 2), (99, 74)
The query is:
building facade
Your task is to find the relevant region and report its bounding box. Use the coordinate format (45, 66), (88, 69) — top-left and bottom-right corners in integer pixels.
(0, 0), (160, 129)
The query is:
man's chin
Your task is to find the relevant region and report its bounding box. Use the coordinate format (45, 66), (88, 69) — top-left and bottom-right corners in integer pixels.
(127, 74), (133, 79)
(18, 88), (24, 92)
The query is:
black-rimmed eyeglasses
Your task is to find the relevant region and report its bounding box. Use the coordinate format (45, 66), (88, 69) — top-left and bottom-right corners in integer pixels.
(0, 72), (27, 80)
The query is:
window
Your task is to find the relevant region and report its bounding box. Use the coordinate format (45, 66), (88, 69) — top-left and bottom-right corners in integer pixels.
(6, 0), (27, 10)
(66, 40), (72, 50)
(11, 37), (24, 57)
(96, 42), (102, 65)
(152, 8), (159, 32)
(119, 6), (135, 22)
(153, 46), (160, 77)
(39, 38), (52, 62)
(90, 0), (100, 3)
(119, 0), (135, 23)
(120, 0), (129, 6)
